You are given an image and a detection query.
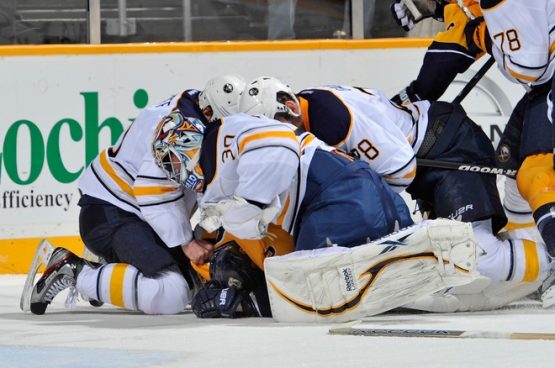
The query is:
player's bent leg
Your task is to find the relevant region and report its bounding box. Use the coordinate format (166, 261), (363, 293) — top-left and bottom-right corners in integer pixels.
(517, 153), (555, 256)
(405, 219), (553, 313)
(265, 219), (478, 322)
(475, 219), (551, 283)
(76, 264), (191, 315)
(502, 178), (536, 231)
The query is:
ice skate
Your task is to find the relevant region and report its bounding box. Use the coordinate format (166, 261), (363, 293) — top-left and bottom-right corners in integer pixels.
(29, 247), (86, 315)
(541, 266), (555, 308)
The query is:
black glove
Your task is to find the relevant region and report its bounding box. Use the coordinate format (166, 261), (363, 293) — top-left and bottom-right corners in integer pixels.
(191, 281), (260, 319)
(464, 16), (492, 57)
(391, 82), (422, 106)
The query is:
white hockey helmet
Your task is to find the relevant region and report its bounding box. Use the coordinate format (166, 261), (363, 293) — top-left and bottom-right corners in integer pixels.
(199, 74), (246, 121)
(152, 111), (206, 192)
(239, 76), (300, 119)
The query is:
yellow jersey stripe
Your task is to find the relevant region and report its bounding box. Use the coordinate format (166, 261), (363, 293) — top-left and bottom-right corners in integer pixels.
(99, 150), (134, 197)
(522, 240), (539, 282)
(109, 264), (128, 307)
(238, 131), (298, 154)
(403, 167), (417, 179)
(300, 134), (315, 149)
(276, 195), (291, 226)
(502, 221), (537, 231)
(507, 65), (537, 82)
(133, 185), (178, 196)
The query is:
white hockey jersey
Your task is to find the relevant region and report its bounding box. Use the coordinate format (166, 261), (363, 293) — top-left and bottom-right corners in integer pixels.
(297, 85), (430, 192)
(78, 90), (202, 248)
(197, 113), (300, 210)
(481, 0), (555, 86)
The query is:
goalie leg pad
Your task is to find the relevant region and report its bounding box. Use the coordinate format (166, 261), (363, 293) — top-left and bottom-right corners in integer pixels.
(265, 219), (478, 322)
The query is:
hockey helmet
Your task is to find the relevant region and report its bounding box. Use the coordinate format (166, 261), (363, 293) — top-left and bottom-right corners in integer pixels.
(152, 111), (206, 192)
(239, 76), (300, 119)
(199, 74), (246, 122)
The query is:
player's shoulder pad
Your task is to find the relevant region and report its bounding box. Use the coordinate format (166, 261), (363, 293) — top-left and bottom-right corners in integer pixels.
(297, 88), (352, 147)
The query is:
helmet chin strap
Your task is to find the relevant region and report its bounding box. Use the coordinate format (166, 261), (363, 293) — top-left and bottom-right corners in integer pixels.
(287, 108), (300, 119)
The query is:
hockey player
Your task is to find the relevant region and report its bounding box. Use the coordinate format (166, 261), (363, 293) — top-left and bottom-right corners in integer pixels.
(240, 76), (554, 307)
(478, 0), (555, 305)
(390, 0), (485, 104)
(25, 75), (247, 315)
(152, 84), (414, 318)
(190, 100), (414, 252)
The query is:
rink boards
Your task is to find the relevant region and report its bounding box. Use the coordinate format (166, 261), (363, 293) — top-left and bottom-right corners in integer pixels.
(0, 39), (524, 273)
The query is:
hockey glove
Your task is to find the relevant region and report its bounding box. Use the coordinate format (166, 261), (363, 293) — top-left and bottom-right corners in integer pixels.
(391, 82), (422, 106)
(391, 0), (443, 32)
(464, 16), (491, 57)
(191, 281), (260, 319)
(391, 0), (415, 31)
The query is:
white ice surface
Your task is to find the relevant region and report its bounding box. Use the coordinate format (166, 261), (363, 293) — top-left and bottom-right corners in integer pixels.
(2, 274), (555, 368)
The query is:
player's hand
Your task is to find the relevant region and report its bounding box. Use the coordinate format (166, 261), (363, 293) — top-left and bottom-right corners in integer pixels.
(391, 0), (415, 32)
(182, 239), (214, 264)
(191, 281), (260, 318)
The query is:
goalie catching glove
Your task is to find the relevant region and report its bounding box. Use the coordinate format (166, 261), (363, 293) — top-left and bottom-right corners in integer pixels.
(191, 280), (261, 318)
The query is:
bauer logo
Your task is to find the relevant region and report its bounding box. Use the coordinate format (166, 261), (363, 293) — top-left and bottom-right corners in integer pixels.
(340, 267), (356, 292)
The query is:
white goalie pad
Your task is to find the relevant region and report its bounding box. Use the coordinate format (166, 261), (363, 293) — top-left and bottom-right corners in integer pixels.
(264, 219), (478, 323)
(20, 239), (55, 312)
(403, 277), (541, 313)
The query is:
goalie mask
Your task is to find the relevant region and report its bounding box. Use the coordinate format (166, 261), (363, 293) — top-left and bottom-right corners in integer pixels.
(152, 111), (206, 192)
(239, 76), (300, 120)
(199, 74), (246, 122)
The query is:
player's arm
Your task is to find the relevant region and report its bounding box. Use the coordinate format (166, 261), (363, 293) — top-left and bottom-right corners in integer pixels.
(134, 153), (196, 248)
(392, 1), (486, 103)
(200, 124), (301, 240)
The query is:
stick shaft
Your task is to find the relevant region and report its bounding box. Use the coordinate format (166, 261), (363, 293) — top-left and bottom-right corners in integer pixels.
(417, 158), (517, 178)
(452, 57), (495, 105)
(329, 327), (555, 340)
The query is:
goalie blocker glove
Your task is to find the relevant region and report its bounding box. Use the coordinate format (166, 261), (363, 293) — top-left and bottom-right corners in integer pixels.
(191, 281), (261, 318)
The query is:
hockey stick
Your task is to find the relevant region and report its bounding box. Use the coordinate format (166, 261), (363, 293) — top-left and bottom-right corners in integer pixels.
(20, 239), (54, 312)
(416, 158), (517, 178)
(416, 57), (506, 176)
(452, 56), (495, 105)
(329, 326), (555, 340)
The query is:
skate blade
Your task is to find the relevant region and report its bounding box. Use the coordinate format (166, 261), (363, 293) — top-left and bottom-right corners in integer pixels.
(542, 285), (555, 309)
(19, 239), (55, 312)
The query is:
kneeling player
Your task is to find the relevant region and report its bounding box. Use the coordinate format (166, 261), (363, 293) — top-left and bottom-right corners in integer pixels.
(22, 75), (247, 315)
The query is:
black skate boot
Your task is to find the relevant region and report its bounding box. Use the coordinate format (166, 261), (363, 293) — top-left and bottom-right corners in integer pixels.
(30, 247), (86, 315)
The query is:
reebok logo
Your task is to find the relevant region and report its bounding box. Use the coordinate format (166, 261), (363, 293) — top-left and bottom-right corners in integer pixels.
(341, 267), (356, 292)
